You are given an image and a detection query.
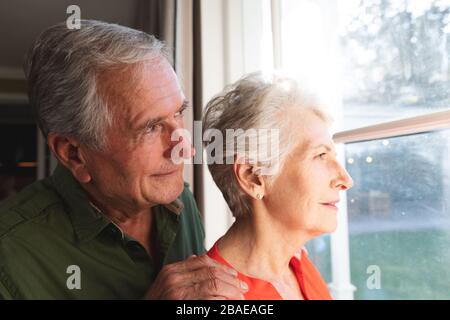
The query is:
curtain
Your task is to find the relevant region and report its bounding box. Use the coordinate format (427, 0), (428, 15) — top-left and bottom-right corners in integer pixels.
(135, 0), (176, 63)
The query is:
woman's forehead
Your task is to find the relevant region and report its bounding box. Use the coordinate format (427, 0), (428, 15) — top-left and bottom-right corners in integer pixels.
(283, 132), (333, 163)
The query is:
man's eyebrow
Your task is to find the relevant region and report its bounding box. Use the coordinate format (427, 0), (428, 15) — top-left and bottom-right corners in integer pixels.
(179, 100), (190, 112)
(137, 100), (189, 132)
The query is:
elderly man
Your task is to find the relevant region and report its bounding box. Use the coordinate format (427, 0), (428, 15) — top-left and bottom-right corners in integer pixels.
(0, 20), (247, 299)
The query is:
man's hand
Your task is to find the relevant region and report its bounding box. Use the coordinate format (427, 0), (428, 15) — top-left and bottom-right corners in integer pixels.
(144, 254), (248, 300)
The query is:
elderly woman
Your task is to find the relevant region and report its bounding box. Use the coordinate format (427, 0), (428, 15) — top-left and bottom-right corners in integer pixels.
(202, 72), (353, 300)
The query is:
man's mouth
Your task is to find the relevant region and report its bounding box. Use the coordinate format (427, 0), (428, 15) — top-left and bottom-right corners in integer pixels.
(153, 167), (182, 177)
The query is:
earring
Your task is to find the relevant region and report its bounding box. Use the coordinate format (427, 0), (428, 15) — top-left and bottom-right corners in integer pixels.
(256, 194), (264, 200)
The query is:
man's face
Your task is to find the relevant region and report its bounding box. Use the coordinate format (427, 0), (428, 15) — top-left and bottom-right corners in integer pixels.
(82, 59), (188, 210)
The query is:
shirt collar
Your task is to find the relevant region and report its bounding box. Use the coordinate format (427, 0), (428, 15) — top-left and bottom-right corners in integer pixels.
(50, 164), (184, 243)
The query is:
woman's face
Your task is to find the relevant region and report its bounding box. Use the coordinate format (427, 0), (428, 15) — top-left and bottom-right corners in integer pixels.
(264, 110), (353, 237)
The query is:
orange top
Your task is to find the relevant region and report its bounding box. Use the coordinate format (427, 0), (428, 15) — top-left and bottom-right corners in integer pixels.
(207, 240), (332, 300)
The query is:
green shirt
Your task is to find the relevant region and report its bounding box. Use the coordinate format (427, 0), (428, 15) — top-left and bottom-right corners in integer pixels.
(0, 165), (205, 299)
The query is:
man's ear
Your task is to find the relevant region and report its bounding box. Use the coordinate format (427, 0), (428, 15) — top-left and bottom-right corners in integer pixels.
(233, 159), (265, 200)
(47, 133), (92, 183)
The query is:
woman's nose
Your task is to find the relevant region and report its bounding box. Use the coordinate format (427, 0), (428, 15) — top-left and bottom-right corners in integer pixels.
(333, 163), (354, 191)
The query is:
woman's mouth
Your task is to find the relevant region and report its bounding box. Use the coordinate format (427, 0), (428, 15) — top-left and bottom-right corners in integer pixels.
(321, 201), (339, 210)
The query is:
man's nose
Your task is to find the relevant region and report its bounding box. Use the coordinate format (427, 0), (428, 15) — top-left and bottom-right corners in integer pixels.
(163, 119), (183, 146)
(163, 120), (195, 159)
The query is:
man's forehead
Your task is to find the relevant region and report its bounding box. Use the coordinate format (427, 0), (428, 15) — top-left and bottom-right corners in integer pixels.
(98, 61), (184, 126)
(98, 59), (178, 100)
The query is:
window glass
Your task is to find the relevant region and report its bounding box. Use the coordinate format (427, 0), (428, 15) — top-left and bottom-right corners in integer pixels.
(345, 129), (450, 299)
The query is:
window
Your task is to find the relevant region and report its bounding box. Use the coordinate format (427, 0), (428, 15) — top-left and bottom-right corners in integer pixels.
(339, 0), (450, 130)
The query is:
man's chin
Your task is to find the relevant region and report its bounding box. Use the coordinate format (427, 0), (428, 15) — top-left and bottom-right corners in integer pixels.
(149, 175), (185, 204)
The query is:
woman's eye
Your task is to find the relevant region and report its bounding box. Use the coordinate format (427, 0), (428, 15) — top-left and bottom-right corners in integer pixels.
(318, 152), (327, 159)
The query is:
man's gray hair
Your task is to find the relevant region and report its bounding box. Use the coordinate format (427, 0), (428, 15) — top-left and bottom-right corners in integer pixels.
(202, 72), (331, 218)
(25, 19), (170, 150)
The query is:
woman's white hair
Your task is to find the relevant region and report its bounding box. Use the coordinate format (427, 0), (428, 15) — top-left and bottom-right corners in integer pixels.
(202, 71), (331, 218)
(25, 19), (171, 150)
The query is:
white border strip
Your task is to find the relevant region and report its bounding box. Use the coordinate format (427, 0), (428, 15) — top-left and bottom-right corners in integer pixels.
(333, 109), (450, 144)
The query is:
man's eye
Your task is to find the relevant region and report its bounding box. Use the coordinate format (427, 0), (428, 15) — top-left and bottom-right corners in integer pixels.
(146, 123), (162, 133)
(175, 107), (187, 118)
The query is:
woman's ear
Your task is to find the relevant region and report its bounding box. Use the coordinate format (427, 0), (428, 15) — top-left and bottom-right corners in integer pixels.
(47, 133), (92, 183)
(233, 160), (265, 200)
